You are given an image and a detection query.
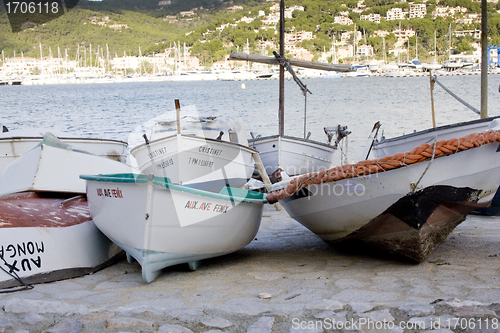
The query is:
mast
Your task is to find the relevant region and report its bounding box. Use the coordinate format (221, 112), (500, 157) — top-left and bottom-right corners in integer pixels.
(480, 0), (487, 118)
(415, 33), (418, 60)
(279, 0), (285, 137)
(434, 31), (437, 63)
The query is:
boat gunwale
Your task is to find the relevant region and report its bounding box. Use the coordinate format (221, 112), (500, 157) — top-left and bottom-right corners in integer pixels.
(130, 133), (258, 154)
(0, 136), (128, 145)
(375, 116), (500, 145)
(248, 134), (335, 149)
(80, 173), (267, 204)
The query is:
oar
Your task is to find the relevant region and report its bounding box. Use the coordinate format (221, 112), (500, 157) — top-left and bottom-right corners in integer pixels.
(252, 152), (282, 211)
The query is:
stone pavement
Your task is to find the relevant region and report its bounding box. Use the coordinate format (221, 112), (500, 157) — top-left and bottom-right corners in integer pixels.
(0, 205), (499, 333)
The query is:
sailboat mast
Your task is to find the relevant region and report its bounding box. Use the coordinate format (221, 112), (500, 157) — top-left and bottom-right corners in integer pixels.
(279, 0), (285, 137)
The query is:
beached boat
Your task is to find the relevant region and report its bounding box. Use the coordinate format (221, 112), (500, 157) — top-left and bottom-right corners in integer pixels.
(0, 192), (122, 289)
(81, 173), (267, 283)
(267, 126), (500, 261)
(229, 0), (352, 178)
(0, 134), (134, 289)
(130, 109), (257, 192)
(0, 133), (133, 196)
(247, 134), (345, 177)
(0, 127), (127, 175)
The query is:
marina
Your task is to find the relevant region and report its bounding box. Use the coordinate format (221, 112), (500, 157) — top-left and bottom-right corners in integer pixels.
(1, 73), (500, 331)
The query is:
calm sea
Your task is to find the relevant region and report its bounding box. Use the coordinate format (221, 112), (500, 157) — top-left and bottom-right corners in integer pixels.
(2, 74), (500, 163)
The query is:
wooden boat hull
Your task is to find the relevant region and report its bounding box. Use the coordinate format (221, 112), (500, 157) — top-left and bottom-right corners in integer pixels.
(249, 135), (336, 176)
(131, 134), (256, 192)
(275, 141), (500, 261)
(0, 192), (122, 288)
(0, 129), (128, 175)
(0, 133), (135, 196)
(82, 173), (266, 283)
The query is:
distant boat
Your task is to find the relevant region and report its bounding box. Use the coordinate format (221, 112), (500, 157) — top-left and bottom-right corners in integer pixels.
(344, 66), (372, 77)
(81, 173), (267, 283)
(255, 72), (274, 79)
(408, 59), (423, 71)
(0, 133), (134, 289)
(321, 72), (342, 78)
(422, 62), (442, 71)
(423, 31), (443, 72)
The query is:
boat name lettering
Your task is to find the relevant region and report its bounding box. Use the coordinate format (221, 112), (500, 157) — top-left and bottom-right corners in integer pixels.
(0, 242), (45, 258)
(156, 159), (174, 170)
(188, 157), (214, 168)
(184, 201), (228, 213)
(97, 188), (124, 198)
(213, 204), (229, 213)
(185, 200), (199, 209)
(198, 146), (223, 156)
(0, 242), (44, 273)
(148, 147), (168, 159)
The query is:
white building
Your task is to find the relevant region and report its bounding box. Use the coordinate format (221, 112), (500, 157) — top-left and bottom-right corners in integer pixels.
(374, 30), (390, 37)
(392, 28), (416, 40)
(357, 45), (374, 57)
(237, 16), (254, 24)
(2, 57), (38, 74)
(285, 31), (313, 44)
(409, 4), (426, 19)
(432, 6), (467, 19)
(360, 13), (381, 23)
(454, 29), (481, 39)
(386, 8), (406, 21)
(334, 16), (354, 25)
(341, 31), (362, 43)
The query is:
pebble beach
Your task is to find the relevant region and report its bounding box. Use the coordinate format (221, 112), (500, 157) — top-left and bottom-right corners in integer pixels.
(0, 204), (499, 333)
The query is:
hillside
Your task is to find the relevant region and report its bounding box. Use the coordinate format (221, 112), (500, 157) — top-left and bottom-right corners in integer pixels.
(1, 0), (500, 65)
(0, 0), (267, 58)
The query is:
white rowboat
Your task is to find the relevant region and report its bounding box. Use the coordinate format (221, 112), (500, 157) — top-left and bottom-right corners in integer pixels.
(81, 173), (267, 283)
(0, 127), (127, 175)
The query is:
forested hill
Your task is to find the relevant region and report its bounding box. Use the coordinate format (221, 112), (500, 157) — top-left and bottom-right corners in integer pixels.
(76, 0), (255, 16)
(1, 0), (500, 64)
(0, 0), (266, 59)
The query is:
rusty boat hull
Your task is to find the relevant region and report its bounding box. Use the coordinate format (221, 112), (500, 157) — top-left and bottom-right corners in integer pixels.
(0, 192), (122, 289)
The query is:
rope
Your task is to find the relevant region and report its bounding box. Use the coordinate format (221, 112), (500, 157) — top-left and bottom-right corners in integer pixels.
(412, 139), (437, 192)
(267, 130), (500, 204)
(0, 256), (34, 293)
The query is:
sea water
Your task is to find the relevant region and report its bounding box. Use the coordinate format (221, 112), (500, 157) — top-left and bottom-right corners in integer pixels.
(1, 75), (500, 163)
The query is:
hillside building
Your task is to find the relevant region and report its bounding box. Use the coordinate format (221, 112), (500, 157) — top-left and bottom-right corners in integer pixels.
(357, 45), (374, 57)
(360, 13), (381, 23)
(432, 6), (467, 19)
(386, 8), (406, 20)
(334, 16), (354, 25)
(285, 31), (313, 44)
(409, 4), (427, 19)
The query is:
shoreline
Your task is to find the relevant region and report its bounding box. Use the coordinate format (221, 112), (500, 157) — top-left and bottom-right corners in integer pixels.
(1, 69), (499, 86)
